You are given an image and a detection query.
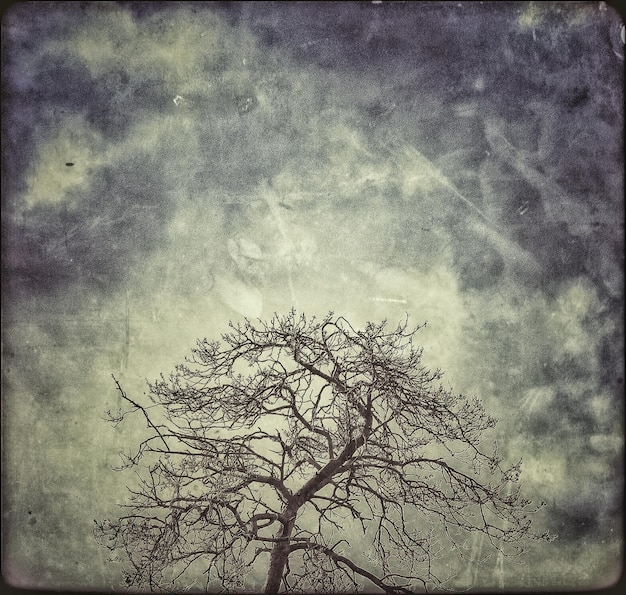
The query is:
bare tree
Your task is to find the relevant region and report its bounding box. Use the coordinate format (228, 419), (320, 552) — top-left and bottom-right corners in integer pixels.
(95, 310), (550, 593)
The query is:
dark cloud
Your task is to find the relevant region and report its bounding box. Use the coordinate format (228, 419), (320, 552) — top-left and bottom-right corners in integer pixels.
(4, 151), (174, 296)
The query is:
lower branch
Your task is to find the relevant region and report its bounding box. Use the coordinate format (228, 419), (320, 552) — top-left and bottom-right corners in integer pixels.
(290, 542), (419, 594)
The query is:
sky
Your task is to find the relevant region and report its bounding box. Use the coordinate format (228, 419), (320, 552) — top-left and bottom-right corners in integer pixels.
(1, 1), (624, 592)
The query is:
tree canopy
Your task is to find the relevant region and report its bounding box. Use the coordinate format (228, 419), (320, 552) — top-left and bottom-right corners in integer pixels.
(95, 310), (550, 593)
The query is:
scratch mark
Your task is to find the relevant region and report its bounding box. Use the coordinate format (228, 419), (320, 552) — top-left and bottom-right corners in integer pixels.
(369, 297), (408, 304)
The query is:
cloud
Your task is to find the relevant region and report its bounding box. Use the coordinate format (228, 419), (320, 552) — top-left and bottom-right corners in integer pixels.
(22, 116), (107, 208)
(43, 6), (232, 86)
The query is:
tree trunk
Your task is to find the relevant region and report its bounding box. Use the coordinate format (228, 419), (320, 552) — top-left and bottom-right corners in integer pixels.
(264, 506), (297, 594)
(264, 419), (373, 593)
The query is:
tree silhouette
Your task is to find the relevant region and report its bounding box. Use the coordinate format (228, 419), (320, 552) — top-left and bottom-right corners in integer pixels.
(95, 311), (550, 593)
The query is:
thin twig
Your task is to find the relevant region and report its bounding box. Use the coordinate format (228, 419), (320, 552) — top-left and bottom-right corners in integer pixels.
(112, 374), (169, 450)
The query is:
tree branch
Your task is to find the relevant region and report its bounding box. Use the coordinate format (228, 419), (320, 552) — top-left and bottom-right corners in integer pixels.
(289, 541), (419, 594)
(112, 374), (169, 450)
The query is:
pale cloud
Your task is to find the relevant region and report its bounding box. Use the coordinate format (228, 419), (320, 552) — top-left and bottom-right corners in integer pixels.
(23, 116), (107, 208)
(521, 452), (567, 493)
(21, 108), (198, 209)
(549, 277), (604, 359)
(588, 392), (619, 429)
(45, 8), (224, 82)
(42, 7), (254, 104)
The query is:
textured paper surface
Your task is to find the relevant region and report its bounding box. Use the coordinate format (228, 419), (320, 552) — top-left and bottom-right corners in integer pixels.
(2, 2), (623, 591)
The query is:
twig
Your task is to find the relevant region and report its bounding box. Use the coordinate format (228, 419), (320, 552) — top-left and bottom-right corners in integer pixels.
(111, 374), (169, 450)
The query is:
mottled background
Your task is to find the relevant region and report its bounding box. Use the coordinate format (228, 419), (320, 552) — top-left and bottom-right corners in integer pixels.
(1, 1), (623, 592)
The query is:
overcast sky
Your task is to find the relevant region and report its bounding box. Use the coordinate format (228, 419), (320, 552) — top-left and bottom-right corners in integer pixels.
(2, 1), (623, 592)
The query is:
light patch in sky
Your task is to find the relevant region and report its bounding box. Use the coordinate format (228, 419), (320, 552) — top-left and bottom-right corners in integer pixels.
(23, 116), (105, 208)
(45, 8), (230, 85)
(520, 452), (567, 494)
(518, 2), (546, 30)
(550, 277), (604, 359)
(555, 276), (601, 320)
(355, 263), (466, 373)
